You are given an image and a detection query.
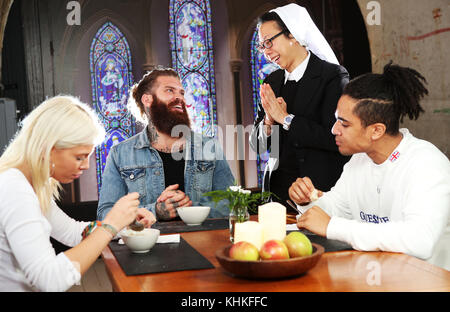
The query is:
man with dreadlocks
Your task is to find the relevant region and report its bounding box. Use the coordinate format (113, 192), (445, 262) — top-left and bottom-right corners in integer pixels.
(288, 62), (450, 270)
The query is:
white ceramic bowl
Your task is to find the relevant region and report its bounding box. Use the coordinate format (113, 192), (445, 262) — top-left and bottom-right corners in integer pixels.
(121, 228), (160, 253)
(176, 206), (210, 226)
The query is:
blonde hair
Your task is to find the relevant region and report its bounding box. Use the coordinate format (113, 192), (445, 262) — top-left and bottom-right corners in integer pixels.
(0, 95), (105, 213)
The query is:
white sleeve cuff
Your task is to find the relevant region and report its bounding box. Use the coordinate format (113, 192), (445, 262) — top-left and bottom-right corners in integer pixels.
(58, 252), (82, 290)
(326, 217), (351, 244)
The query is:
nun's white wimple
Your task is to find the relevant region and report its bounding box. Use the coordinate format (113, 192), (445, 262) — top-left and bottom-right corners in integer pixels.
(271, 3), (339, 65)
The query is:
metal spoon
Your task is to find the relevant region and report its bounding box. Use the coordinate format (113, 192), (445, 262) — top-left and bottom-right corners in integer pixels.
(286, 199), (303, 216)
(129, 220), (144, 232)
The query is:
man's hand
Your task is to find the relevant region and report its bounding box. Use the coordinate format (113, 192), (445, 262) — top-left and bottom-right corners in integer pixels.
(156, 184), (193, 220)
(157, 184), (180, 203)
(296, 206), (330, 237)
(289, 177), (323, 205)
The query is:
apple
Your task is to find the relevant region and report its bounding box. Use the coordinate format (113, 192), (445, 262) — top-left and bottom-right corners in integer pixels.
(284, 231), (313, 258)
(259, 240), (289, 260)
(229, 241), (260, 261)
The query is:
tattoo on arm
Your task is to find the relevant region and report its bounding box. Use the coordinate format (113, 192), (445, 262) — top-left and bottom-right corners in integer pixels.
(156, 201), (172, 220)
(171, 199), (179, 209)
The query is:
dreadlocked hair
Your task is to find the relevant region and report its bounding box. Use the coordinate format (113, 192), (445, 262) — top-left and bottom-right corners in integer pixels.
(343, 61), (428, 135)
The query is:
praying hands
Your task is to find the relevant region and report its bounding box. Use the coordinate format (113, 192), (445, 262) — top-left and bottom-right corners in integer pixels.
(260, 83), (288, 125)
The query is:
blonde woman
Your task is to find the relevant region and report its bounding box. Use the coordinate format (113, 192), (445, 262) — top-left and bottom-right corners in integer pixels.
(0, 95), (156, 291)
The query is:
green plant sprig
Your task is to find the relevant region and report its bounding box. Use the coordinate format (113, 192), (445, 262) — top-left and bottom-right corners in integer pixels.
(203, 185), (275, 214)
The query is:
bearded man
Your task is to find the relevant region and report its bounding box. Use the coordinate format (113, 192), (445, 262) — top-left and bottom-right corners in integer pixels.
(97, 67), (234, 221)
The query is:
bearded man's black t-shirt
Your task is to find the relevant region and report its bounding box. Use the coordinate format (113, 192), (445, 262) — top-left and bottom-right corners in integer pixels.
(157, 150), (185, 192)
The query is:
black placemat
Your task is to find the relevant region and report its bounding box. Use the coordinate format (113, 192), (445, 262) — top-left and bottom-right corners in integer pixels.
(288, 230), (353, 252)
(109, 237), (214, 276)
(152, 218), (229, 234)
(306, 235), (353, 252)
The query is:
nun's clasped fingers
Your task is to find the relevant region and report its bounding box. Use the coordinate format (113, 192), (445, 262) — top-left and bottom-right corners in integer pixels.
(260, 83), (288, 124)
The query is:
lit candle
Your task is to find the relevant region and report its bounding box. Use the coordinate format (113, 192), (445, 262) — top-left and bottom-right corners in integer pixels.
(234, 221), (263, 250)
(258, 202), (286, 242)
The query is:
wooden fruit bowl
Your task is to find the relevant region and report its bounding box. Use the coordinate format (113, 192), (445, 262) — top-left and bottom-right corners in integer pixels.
(215, 243), (324, 279)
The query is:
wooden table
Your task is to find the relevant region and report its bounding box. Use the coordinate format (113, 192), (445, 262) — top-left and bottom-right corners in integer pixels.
(101, 222), (450, 292)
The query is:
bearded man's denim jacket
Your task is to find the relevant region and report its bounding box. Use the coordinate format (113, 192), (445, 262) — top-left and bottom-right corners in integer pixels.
(97, 129), (235, 221)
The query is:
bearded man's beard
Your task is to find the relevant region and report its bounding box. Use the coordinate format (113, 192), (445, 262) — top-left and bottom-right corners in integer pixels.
(147, 95), (191, 136)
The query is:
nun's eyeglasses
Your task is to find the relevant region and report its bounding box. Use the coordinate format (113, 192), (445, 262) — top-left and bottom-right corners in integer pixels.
(256, 29), (288, 53)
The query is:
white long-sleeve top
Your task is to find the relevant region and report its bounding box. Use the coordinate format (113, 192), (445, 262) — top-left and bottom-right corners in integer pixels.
(300, 129), (450, 270)
(0, 168), (90, 291)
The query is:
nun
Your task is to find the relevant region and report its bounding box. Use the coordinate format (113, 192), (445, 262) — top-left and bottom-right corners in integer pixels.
(249, 3), (351, 206)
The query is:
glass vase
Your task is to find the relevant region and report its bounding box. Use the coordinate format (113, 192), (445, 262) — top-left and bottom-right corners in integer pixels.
(228, 205), (250, 243)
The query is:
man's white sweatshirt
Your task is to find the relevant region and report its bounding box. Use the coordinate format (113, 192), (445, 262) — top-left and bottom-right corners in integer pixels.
(303, 129), (450, 270)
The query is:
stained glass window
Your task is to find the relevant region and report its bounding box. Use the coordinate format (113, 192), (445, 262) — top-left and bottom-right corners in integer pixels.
(250, 27), (279, 187)
(90, 22), (135, 193)
(169, 0), (217, 137)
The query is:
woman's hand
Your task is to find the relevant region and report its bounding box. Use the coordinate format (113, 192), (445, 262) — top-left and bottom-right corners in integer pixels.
(103, 192), (140, 231)
(136, 208), (156, 228)
(260, 83), (288, 124)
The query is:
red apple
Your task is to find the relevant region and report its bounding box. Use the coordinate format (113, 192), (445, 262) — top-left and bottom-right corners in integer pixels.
(229, 241), (260, 261)
(284, 231), (313, 258)
(259, 240), (289, 260)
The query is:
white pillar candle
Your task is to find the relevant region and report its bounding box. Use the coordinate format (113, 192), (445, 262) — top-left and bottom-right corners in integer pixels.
(258, 202), (286, 243)
(234, 221), (263, 250)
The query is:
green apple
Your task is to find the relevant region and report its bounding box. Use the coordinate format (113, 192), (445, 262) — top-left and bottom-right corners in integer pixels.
(229, 241), (260, 261)
(284, 231), (313, 258)
(259, 240), (289, 260)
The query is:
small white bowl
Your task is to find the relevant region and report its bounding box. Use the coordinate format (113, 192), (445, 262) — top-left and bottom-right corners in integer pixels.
(176, 206), (210, 226)
(121, 228), (160, 253)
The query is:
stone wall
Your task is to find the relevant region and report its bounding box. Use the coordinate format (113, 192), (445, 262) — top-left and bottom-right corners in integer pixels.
(357, 0), (450, 156)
